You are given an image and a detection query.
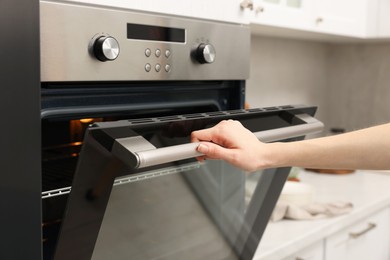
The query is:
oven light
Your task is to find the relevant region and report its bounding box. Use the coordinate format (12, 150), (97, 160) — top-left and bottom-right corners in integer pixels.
(79, 118), (94, 124)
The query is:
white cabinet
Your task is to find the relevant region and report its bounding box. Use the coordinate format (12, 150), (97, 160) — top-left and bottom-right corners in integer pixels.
(281, 208), (390, 260)
(325, 208), (390, 260)
(246, 0), (372, 37)
(249, 0), (313, 31)
(256, 172), (390, 260)
(244, 0), (389, 39)
(376, 0), (390, 37)
(61, 0), (249, 24)
(313, 0), (377, 37)
(283, 241), (324, 260)
(241, 0), (313, 33)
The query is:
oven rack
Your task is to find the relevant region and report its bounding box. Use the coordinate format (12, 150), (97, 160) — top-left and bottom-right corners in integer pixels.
(42, 162), (200, 199)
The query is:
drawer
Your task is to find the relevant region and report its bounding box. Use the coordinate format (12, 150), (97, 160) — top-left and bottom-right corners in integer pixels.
(283, 240), (324, 260)
(325, 207), (390, 260)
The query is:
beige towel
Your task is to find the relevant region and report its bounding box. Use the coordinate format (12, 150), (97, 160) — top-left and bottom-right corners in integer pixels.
(271, 201), (353, 222)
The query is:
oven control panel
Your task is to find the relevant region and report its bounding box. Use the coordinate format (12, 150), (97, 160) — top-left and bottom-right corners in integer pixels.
(40, 1), (250, 81)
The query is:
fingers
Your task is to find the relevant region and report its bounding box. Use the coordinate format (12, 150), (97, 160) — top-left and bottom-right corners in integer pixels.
(191, 119), (244, 162)
(191, 120), (239, 143)
(191, 129), (212, 143)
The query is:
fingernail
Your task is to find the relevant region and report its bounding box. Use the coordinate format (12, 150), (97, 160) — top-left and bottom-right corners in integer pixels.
(197, 143), (209, 154)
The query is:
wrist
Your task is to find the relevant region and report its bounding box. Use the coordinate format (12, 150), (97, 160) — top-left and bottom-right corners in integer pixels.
(259, 142), (288, 169)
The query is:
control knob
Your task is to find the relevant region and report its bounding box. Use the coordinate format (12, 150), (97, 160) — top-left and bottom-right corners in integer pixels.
(93, 36), (120, 62)
(194, 43), (216, 64)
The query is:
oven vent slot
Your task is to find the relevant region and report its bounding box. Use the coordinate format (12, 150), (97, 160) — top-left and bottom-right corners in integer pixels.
(264, 106), (278, 111)
(156, 116), (182, 121)
(227, 110), (246, 115)
(247, 108), (264, 112)
(206, 111), (226, 117)
(128, 118), (156, 124)
(183, 114), (204, 119)
(280, 105), (294, 109)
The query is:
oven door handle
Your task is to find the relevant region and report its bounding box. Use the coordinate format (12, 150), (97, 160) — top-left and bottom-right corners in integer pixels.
(111, 113), (324, 169)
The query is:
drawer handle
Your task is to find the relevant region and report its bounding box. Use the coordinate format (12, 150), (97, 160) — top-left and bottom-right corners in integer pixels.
(349, 222), (377, 239)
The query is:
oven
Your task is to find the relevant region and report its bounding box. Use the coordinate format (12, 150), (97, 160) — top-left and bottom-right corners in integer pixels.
(39, 1), (323, 260)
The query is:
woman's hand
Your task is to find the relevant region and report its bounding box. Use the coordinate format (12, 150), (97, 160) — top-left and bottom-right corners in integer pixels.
(192, 120), (390, 172)
(191, 120), (270, 172)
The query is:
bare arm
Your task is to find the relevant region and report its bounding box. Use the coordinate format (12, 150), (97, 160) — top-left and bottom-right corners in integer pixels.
(191, 120), (390, 172)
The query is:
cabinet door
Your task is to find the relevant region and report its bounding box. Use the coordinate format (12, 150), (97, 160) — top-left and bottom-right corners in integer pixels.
(191, 0), (250, 24)
(283, 241), (324, 260)
(376, 0), (390, 37)
(251, 0), (313, 30)
(313, 0), (371, 37)
(325, 208), (390, 260)
(62, 0), (249, 24)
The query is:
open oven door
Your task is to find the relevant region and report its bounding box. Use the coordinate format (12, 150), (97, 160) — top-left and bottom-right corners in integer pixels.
(53, 105), (323, 260)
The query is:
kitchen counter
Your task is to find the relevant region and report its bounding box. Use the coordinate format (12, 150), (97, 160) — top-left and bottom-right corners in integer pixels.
(253, 170), (390, 260)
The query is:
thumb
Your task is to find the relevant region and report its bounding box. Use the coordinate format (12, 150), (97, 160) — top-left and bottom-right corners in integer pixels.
(197, 142), (233, 161)
(197, 143), (210, 154)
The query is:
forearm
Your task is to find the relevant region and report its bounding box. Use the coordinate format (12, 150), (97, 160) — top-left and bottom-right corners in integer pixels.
(265, 123), (390, 170)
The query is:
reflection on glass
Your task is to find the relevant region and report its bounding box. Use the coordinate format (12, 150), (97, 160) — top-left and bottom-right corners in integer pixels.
(92, 160), (243, 260)
(245, 170), (265, 208)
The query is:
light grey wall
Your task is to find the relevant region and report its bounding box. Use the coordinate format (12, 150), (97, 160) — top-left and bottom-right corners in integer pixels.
(246, 35), (331, 132)
(247, 35), (390, 134)
(327, 43), (390, 131)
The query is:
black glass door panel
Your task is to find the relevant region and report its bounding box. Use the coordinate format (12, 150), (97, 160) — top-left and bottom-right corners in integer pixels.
(53, 105), (322, 260)
(91, 161), (239, 260)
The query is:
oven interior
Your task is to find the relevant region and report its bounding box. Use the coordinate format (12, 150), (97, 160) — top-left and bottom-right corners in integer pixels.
(41, 81), (245, 259)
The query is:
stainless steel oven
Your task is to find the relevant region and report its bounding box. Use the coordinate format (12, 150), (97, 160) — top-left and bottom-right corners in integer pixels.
(39, 1), (323, 260)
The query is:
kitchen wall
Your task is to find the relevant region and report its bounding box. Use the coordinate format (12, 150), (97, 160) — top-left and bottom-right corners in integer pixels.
(247, 35), (390, 134)
(327, 43), (390, 131)
(246, 35), (331, 132)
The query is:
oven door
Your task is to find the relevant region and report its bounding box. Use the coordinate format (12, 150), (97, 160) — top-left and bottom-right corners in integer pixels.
(53, 105), (323, 260)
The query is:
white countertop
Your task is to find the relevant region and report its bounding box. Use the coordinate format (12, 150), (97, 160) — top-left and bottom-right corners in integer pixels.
(253, 170), (390, 260)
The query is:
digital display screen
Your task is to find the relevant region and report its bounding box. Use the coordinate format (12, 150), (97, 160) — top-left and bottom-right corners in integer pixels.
(127, 23), (185, 43)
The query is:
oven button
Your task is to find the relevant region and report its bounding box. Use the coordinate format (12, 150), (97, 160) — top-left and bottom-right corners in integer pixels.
(155, 49), (161, 57)
(145, 48), (151, 57)
(165, 50), (171, 58)
(193, 43), (216, 64)
(145, 63), (151, 72)
(93, 36), (120, 62)
(155, 63), (161, 72)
